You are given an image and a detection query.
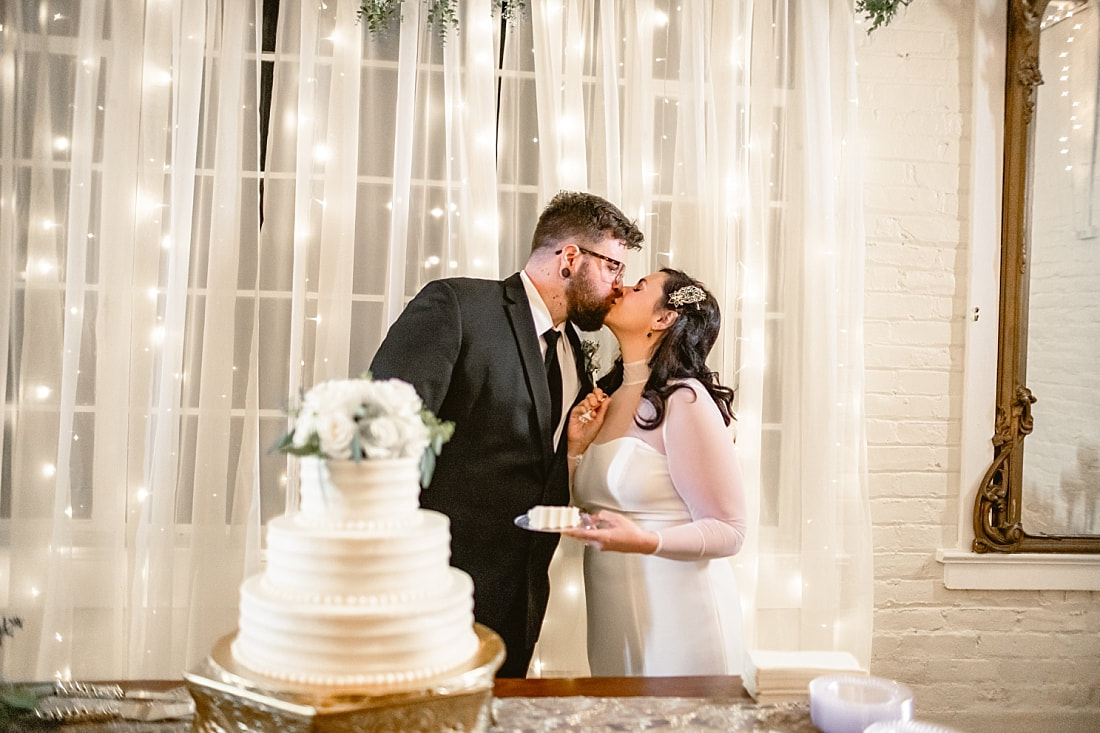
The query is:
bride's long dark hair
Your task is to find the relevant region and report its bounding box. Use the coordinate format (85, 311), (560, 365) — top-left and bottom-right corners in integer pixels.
(602, 268), (735, 429)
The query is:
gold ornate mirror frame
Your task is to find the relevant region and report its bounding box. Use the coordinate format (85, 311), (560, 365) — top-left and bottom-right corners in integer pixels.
(973, 0), (1100, 553)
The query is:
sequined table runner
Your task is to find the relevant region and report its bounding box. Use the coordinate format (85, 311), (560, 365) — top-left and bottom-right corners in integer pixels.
(16, 695), (815, 732)
(490, 696), (816, 732)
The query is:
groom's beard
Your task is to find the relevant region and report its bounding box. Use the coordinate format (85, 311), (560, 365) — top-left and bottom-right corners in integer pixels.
(566, 262), (615, 332)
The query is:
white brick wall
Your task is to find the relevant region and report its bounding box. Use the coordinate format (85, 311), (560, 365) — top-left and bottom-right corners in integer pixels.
(857, 2), (1100, 732)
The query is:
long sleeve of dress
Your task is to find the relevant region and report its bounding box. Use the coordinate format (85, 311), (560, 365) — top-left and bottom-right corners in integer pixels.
(651, 381), (747, 561)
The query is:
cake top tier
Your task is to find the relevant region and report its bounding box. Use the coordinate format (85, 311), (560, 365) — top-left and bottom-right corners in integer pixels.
(298, 456), (421, 522)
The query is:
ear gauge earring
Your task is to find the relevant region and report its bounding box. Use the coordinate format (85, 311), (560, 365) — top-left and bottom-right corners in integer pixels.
(561, 268), (571, 278)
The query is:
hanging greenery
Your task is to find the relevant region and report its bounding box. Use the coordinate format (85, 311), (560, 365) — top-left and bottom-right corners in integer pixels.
(358, 0), (527, 41)
(856, 0), (916, 34)
(357, 0), (404, 35)
(358, 1), (909, 41)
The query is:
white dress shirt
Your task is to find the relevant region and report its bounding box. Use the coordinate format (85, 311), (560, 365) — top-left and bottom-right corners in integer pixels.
(520, 270), (579, 448)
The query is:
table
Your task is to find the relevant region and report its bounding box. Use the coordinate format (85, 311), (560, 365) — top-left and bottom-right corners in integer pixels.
(4, 677), (817, 732)
(490, 676), (817, 732)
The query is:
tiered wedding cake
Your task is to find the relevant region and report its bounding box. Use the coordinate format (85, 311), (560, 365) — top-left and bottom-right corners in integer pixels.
(230, 377), (479, 688)
(232, 457), (479, 687)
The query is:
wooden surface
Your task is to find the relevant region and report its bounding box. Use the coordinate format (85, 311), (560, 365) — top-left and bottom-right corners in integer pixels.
(492, 675), (750, 699)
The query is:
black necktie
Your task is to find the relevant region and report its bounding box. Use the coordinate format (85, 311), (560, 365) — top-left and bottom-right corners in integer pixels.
(543, 328), (562, 432)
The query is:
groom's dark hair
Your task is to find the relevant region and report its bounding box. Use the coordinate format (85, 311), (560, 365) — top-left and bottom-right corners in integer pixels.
(530, 191), (644, 254)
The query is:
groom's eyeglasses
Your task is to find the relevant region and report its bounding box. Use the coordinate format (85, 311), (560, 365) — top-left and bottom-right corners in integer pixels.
(557, 246), (626, 283)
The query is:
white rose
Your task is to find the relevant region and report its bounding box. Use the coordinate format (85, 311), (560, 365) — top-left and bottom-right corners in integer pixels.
(317, 413), (357, 459)
(305, 380), (349, 416)
(398, 415), (430, 456)
(341, 382), (370, 414)
(369, 379), (423, 417)
(300, 391), (323, 418)
(362, 416), (402, 458)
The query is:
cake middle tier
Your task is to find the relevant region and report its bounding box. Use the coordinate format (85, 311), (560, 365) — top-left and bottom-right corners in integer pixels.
(263, 509), (454, 601)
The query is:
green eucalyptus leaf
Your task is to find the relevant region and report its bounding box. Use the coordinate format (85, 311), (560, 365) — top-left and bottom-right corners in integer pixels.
(420, 449), (437, 488)
(275, 432), (296, 453)
(855, 0), (915, 34)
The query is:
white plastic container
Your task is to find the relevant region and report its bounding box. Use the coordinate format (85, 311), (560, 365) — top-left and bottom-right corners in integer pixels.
(808, 674), (915, 733)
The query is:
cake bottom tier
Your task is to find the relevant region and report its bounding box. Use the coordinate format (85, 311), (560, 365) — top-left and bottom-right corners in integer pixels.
(232, 569), (479, 687)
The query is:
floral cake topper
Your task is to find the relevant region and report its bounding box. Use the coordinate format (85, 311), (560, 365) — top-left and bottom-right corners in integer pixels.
(277, 375), (454, 487)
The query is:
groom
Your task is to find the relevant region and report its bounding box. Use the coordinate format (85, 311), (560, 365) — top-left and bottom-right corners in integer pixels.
(369, 191), (644, 677)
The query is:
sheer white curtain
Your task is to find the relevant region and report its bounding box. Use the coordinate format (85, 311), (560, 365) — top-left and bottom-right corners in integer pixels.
(1, 0), (870, 681)
(529, 0), (872, 675)
(1, 0), (264, 679)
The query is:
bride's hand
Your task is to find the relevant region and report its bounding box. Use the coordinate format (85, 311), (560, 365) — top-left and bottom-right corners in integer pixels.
(562, 509), (660, 555)
(567, 388), (609, 455)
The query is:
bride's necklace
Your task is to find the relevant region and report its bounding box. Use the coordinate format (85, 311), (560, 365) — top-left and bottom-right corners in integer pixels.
(622, 359), (650, 386)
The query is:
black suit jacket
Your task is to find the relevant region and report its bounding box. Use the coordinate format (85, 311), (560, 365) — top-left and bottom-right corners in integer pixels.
(369, 273), (593, 664)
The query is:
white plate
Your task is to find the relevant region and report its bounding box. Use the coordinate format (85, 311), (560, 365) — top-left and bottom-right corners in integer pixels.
(513, 514), (593, 533)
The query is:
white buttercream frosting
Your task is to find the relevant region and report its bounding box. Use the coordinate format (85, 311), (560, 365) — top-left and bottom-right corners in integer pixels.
(232, 456), (478, 688)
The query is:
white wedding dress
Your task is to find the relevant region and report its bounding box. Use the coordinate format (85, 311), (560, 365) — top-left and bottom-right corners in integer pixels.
(572, 378), (747, 677)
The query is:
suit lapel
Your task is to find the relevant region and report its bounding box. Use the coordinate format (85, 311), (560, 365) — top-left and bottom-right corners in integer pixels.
(565, 325), (594, 404)
(503, 274), (556, 456)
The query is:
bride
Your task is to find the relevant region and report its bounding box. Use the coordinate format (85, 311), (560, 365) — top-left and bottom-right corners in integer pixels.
(562, 268), (747, 676)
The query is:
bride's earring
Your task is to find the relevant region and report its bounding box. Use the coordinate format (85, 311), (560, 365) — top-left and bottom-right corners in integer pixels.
(646, 332), (652, 339)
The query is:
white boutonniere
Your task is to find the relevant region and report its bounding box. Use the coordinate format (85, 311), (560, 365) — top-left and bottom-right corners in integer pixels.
(580, 339), (602, 383)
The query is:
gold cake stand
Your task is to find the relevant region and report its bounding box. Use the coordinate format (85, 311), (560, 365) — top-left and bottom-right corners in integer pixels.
(185, 624), (505, 732)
